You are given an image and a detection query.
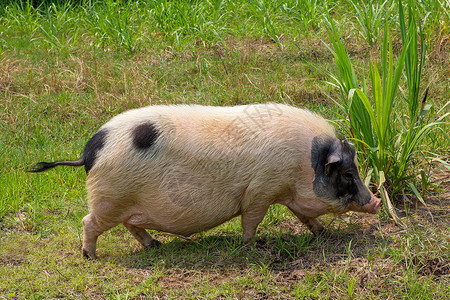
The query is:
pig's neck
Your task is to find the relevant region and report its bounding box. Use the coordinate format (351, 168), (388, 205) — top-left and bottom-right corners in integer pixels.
(281, 196), (332, 218)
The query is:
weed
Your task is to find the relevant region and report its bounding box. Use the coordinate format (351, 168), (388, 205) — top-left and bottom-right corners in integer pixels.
(36, 2), (80, 53)
(83, 0), (145, 53)
(325, 0), (449, 221)
(349, 0), (393, 46)
(281, 0), (330, 34)
(2, 0), (41, 35)
(251, 0), (283, 49)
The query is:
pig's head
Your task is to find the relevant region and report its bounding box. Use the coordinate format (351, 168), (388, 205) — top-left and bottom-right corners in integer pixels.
(311, 136), (381, 214)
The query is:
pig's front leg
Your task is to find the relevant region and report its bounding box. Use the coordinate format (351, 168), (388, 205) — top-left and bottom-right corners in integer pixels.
(123, 223), (162, 250)
(285, 204), (325, 235)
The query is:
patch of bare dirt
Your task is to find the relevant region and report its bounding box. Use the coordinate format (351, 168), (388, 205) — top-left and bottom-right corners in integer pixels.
(430, 32), (450, 64)
(285, 87), (331, 105)
(431, 158), (450, 200)
(158, 269), (199, 290)
(0, 256), (25, 267)
(0, 58), (20, 94)
(415, 257), (450, 277)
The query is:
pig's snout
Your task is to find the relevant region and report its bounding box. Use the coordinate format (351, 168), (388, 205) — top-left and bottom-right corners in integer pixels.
(348, 194), (382, 214)
(361, 194), (381, 214)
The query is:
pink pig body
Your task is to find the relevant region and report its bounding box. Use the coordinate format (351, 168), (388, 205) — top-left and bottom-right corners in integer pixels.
(30, 104), (381, 259)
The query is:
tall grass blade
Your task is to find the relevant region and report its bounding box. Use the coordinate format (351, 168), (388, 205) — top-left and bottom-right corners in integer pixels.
(325, 0), (445, 218)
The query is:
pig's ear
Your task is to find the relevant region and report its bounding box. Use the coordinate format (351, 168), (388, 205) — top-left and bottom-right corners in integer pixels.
(325, 141), (342, 176)
(325, 153), (341, 176)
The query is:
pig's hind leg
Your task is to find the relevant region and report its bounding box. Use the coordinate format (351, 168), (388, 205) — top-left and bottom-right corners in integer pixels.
(82, 213), (118, 259)
(123, 223), (162, 250)
(241, 206), (269, 242)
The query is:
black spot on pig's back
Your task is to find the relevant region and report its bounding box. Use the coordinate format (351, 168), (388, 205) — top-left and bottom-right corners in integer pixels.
(133, 122), (159, 150)
(84, 128), (108, 174)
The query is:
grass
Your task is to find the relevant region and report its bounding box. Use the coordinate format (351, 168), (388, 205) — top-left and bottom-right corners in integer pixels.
(1, 0), (449, 298)
(325, 0), (449, 222)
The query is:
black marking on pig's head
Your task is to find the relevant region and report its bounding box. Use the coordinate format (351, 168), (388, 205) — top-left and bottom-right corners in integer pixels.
(133, 122), (159, 150)
(83, 128), (108, 174)
(311, 136), (371, 209)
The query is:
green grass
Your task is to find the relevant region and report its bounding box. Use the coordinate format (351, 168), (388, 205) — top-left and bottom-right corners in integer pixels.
(1, 0), (449, 298)
(325, 0), (449, 223)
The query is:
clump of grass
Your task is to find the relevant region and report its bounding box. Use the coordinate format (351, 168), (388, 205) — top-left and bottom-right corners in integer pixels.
(83, 0), (145, 53)
(326, 0), (449, 221)
(281, 0), (330, 36)
(2, 0), (41, 35)
(36, 2), (80, 53)
(174, 0), (229, 47)
(250, 0), (283, 48)
(349, 0), (394, 46)
(416, 0), (450, 42)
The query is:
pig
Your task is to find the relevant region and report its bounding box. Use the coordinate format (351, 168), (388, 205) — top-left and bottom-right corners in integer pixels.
(28, 103), (381, 259)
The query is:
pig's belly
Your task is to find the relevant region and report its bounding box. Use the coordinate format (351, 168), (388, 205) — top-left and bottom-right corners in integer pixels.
(124, 196), (242, 236)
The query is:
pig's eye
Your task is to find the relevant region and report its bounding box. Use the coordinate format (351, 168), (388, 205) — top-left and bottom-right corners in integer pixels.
(343, 172), (353, 181)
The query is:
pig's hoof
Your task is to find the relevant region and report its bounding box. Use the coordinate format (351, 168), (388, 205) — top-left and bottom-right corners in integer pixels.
(312, 227), (328, 237)
(144, 239), (162, 250)
(82, 249), (97, 260)
(241, 238), (256, 248)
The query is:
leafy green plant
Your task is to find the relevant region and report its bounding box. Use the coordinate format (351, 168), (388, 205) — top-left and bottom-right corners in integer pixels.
(145, 0), (177, 36)
(349, 0), (394, 46)
(84, 0), (145, 53)
(281, 0), (330, 33)
(2, 0), (41, 36)
(251, 0), (283, 48)
(325, 0), (449, 221)
(416, 0), (450, 35)
(173, 0), (229, 47)
(37, 2), (80, 53)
